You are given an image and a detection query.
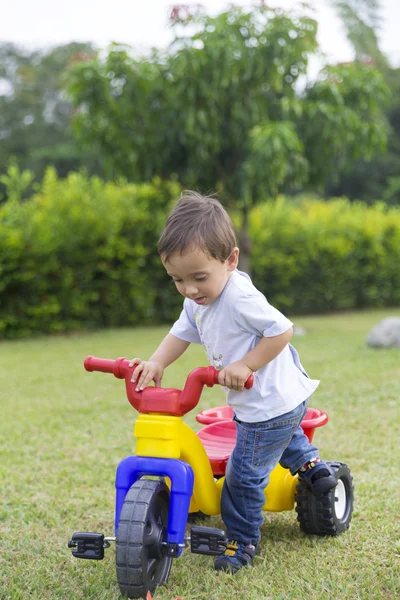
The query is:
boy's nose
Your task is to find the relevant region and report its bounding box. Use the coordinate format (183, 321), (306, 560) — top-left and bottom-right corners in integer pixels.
(186, 285), (198, 297)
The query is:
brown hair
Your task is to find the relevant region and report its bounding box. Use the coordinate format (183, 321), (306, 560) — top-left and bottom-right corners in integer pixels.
(158, 191), (237, 262)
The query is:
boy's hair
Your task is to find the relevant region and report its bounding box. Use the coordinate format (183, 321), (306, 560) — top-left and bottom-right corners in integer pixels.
(158, 191), (237, 262)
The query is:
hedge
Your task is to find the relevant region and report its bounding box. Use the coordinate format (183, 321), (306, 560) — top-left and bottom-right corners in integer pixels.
(251, 197), (400, 313)
(0, 169), (182, 338)
(1, 171), (400, 338)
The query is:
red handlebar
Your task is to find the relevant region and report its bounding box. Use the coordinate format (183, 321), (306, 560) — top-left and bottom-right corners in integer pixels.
(84, 356), (254, 416)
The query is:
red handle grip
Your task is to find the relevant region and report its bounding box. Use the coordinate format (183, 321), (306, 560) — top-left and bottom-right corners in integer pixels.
(245, 375), (254, 389)
(84, 356), (115, 373)
(84, 356), (129, 379)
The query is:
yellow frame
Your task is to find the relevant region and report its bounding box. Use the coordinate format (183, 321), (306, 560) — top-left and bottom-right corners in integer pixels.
(134, 414), (298, 514)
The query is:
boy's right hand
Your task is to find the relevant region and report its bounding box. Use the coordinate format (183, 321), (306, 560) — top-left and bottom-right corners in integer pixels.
(129, 358), (164, 391)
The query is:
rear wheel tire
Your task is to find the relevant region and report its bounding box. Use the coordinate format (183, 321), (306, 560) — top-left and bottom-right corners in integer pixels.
(116, 478), (172, 599)
(295, 461), (354, 535)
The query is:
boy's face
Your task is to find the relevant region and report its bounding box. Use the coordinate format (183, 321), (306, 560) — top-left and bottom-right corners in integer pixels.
(163, 246), (239, 306)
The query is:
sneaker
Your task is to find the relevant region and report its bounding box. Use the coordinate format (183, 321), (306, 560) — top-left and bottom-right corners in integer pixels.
(214, 540), (258, 574)
(297, 459), (337, 495)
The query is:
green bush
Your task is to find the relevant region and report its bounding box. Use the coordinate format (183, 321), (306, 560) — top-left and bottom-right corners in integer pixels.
(1, 173), (400, 339)
(0, 169), (181, 338)
(250, 197), (400, 313)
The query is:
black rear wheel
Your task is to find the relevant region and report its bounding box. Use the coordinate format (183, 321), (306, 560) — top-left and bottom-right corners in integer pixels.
(116, 478), (172, 599)
(295, 461), (354, 536)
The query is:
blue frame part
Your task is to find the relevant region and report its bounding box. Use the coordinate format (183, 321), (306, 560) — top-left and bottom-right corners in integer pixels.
(114, 456), (194, 553)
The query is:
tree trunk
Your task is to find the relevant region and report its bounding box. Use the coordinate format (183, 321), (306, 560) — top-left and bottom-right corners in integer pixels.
(238, 206), (252, 275)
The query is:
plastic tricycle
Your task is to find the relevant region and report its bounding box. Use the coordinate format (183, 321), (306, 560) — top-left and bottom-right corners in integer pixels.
(68, 356), (354, 599)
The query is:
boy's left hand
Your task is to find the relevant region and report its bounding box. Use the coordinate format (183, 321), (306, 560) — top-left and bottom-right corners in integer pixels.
(217, 361), (253, 391)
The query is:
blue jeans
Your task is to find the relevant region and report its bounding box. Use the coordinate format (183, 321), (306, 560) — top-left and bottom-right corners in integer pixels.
(220, 401), (318, 545)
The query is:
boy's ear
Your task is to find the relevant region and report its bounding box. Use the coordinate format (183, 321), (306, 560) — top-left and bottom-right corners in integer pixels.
(227, 247), (239, 271)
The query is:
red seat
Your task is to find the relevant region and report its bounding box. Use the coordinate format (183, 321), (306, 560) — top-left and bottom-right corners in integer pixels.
(197, 420), (236, 476)
(300, 408), (329, 441)
(196, 404), (234, 425)
(197, 407), (328, 476)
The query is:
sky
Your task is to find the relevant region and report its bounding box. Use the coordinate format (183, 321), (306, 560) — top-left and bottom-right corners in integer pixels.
(1, 0), (400, 68)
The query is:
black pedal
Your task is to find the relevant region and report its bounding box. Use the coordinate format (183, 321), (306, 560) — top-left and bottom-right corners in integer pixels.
(190, 525), (227, 556)
(68, 532), (105, 560)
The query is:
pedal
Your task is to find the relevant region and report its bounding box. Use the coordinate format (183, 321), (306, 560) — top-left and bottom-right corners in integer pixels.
(190, 525), (227, 556)
(68, 532), (108, 560)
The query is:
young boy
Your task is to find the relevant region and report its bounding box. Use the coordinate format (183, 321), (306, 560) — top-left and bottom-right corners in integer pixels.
(130, 191), (337, 574)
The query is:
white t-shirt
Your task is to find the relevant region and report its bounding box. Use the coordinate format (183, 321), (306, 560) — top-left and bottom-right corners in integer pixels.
(170, 270), (319, 422)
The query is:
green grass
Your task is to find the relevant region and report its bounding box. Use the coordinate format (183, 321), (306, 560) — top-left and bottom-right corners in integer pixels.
(1, 309), (400, 600)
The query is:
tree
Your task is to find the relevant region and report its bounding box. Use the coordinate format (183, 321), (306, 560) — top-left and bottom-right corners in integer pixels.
(0, 42), (101, 197)
(300, 60), (390, 187)
(326, 0), (388, 69)
(319, 1), (400, 204)
(66, 3), (390, 271)
(324, 66), (400, 203)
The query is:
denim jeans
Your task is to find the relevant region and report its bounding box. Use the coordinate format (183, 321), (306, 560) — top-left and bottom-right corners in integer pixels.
(220, 401), (319, 545)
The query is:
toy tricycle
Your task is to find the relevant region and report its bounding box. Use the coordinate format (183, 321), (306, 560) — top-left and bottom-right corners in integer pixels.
(68, 356), (354, 599)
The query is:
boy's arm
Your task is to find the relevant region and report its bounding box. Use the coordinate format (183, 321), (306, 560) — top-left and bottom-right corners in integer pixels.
(218, 327), (293, 391)
(130, 334), (190, 390)
(243, 327), (293, 372)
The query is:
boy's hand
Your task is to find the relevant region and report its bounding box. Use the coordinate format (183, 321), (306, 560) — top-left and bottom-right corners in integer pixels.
(129, 358), (164, 391)
(217, 361), (253, 391)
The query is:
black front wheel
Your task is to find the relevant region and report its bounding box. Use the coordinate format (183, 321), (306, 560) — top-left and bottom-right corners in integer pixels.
(295, 461), (354, 536)
(116, 478), (172, 599)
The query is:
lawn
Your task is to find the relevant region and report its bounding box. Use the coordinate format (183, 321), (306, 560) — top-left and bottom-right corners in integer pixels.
(1, 309), (399, 600)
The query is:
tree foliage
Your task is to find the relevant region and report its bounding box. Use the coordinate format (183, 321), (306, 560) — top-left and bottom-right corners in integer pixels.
(66, 5), (319, 196)
(69, 6), (387, 192)
(65, 3), (390, 269)
(327, 0), (388, 69)
(66, 4), (390, 197)
(300, 61), (390, 187)
(321, 0), (399, 204)
(0, 2), (397, 212)
(325, 66), (400, 203)
(0, 42), (101, 197)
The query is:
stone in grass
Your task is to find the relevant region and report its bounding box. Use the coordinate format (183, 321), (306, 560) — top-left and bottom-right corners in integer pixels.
(366, 317), (400, 348)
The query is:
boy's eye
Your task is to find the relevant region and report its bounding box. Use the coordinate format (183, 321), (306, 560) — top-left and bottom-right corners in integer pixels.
(195, 276), (207, 281)
(172, 278), (183, 283)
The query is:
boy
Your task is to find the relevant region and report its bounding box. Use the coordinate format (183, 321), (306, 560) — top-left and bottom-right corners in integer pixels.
(130, 191), (337, 574)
